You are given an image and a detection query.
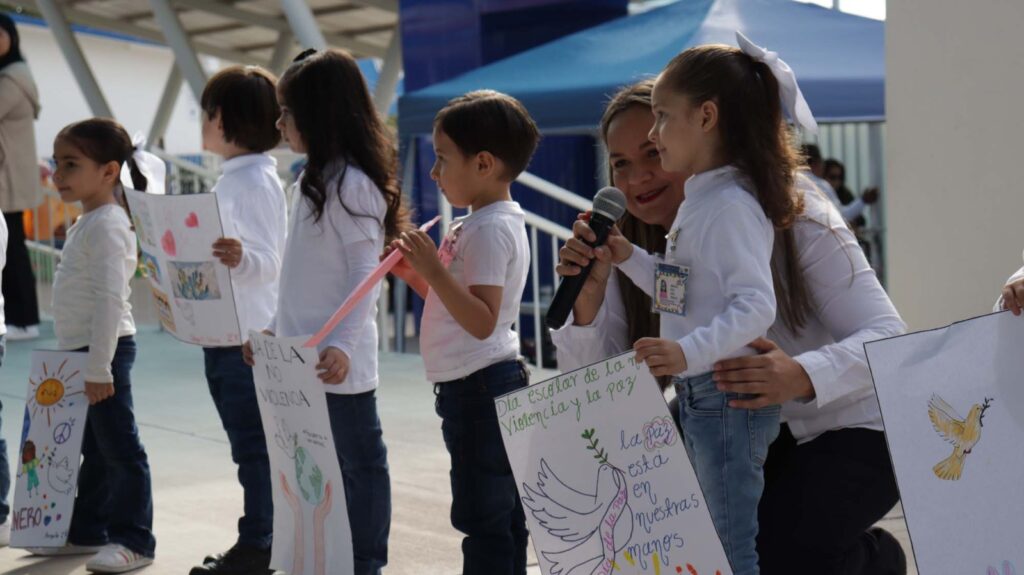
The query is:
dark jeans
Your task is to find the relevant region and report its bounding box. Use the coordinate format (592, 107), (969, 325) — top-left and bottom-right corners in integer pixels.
(3, 211), (40, 327)
(326, 390), (391, 575)
(204, 346), (273, 549)
(0, 336), (8, 524)
(434, 359), (530, 575)
(68, 336), (156, 557)
(757, 424), (902, 575)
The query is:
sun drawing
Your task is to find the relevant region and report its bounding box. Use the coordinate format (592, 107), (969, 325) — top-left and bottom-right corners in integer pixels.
(28, 359), (84, 426)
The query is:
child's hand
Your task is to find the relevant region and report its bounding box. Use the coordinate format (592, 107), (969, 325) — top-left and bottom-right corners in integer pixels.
(384, 242), (421, 285)
(85, 382), (115, 405)
(242, 329), (275, 366)
(633, 337), (687, 378)
(317, 347), (350, 385)
(213, 238), (243, 268)
(1001, 278), (1024, 316)
(395, 230), (443, 280)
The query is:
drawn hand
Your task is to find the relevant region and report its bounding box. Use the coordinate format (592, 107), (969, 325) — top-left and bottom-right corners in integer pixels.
(633, 338), (687, 378)
(313, 481), (333, 575)
(394, 230), (444, 281)
(281, 472), (304, 575)
(713, 337), (811, 408)
(317, 347), (350, 385)
(212, 237), (243, 268)
(85, 382), (115, 405)
(1001, 278), (1024, 316)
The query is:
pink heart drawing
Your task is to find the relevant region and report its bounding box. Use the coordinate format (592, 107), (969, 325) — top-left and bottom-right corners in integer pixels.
(184, 212), (199, 228)
(161, 229), (177, 256)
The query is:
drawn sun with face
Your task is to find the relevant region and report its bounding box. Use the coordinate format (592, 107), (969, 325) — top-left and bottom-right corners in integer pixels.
(28, 359), (84, 426)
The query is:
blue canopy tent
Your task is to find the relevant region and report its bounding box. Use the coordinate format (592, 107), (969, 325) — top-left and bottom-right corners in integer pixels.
(399, 0), (884, 134)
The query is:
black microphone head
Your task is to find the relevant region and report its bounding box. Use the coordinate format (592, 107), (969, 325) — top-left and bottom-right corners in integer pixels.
(592, 186), (627, 222)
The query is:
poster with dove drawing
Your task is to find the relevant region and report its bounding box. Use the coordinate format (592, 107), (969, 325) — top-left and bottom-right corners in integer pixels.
(124, 189), (241, 347)
(497, 351), (731, 575)
(866, 311), (1024, 574)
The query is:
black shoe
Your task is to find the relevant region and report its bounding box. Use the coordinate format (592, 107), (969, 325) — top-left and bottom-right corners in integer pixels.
(867, 527), (908, 575)
(190, 543), (273, 575)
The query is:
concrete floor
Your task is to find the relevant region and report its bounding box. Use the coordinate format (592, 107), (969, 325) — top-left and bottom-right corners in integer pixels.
(0, 321), (917, 575)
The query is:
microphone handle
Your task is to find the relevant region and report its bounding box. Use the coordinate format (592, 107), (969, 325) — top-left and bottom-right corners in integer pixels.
(544, 215), (615, 330)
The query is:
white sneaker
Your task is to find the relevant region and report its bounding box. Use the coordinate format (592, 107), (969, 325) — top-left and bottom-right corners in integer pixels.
(0, 519), (10, 547)
(27, 543), (104, 555)
(5, 324), (39, 341)
(85, 543), (153, 573)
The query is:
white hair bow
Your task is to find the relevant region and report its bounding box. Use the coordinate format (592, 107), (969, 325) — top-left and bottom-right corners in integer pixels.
(736, 30), (818, 135)
(120, 133), (167, 195)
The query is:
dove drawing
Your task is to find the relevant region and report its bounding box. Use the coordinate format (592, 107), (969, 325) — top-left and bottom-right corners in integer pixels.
(928, 394), (992, 481)
(522, 459), (634, 575)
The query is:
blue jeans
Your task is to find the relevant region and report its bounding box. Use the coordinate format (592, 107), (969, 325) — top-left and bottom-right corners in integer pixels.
(68, 336), (156, 557)
(326, 390), (391, 575)
(675, 373), (780, 575)
(204, 346), (273, 549)
(0, 336), (8, 524)
(434, 359), (530, 575)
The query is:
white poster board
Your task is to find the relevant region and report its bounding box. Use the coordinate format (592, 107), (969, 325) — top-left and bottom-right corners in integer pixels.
(498, 351), (732, 575)
(10, 350), (90, 548)
(866, 312), (1024, 575)
(124, 189), (241, 347)
(250, 332), (353, 575)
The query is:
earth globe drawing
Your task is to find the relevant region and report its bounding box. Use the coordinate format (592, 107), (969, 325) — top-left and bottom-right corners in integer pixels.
(294, 444), (324, 505)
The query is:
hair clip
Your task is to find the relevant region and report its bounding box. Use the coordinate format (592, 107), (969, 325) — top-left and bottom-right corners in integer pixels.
(293, 48), (318, 63)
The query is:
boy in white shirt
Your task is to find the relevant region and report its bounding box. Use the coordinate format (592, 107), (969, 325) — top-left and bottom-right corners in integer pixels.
(192, 66), (287, 575)
(391, 90), (539, 575)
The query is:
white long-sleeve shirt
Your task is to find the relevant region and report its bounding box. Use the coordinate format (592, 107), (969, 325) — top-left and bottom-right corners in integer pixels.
(806, 171), (866, 222)
(617, 165), (776, 377)
(213, 154), (287, 337)
(269, 162), (384, 395)
(52, 204), (137, 383)
(554, 175), (905, 443)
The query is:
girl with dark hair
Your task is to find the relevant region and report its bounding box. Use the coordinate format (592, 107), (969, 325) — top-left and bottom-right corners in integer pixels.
(255, 48), (411, 575)
(26, 118), (155, 573)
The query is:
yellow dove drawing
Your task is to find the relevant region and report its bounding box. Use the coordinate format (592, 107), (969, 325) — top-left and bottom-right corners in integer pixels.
(928, 394), (993, 481)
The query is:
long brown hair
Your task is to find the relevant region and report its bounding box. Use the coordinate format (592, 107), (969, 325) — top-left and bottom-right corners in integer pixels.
(599, 80), (666, 356)
(279, 49), (411, 243)
(659, 46), (813, 332)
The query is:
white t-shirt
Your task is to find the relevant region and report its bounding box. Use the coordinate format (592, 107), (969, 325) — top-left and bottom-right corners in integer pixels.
(0, 213), (7, 335)
(52, 204), (137, 383)
(618, 165), (776, 377)
(420, 201), (529, 382)
(213, 154), (287, 337)
(270, 162), (385, 395)
(555, 175), (905, 443)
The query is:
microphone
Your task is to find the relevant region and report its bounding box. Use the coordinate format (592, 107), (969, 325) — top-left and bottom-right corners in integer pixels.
(545, 186), (628, 330)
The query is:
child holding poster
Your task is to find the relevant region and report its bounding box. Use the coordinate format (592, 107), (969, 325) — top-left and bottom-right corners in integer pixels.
(252, 48), (411, 575)
(27, 119), (155, 572)
(388, 90), (539, 575)
(606, 35), (814, 573)
(190, 65), (287, 575)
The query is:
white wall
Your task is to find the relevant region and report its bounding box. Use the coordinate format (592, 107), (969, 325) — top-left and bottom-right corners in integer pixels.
(16, 20), (204, 159)
(887, 0), (1024, 330)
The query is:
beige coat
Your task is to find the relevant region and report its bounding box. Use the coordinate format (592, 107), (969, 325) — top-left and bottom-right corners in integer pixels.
(0, 61), (40, 213)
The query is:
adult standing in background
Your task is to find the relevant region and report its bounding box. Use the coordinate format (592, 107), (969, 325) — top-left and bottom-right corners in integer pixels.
(0, 13), (41, 340)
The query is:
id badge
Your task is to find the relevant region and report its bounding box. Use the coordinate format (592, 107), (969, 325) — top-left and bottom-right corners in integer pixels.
(654, 262), (689, 316)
